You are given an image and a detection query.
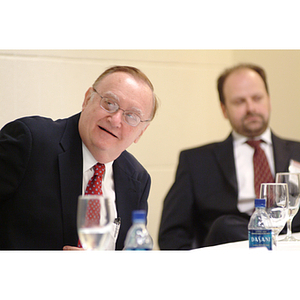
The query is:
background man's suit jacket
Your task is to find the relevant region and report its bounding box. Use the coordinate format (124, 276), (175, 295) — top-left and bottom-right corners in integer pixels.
(0, 113), (150, 250)
(159, 133), (300, 249)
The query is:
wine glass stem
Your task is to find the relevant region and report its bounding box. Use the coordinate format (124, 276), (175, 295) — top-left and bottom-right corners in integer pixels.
(273, 233), (278, 248)
(286, 219), (292, 238)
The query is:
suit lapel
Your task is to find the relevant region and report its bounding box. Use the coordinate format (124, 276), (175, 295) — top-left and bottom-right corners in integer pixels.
(272, 133), (291, 172)
(113, 153), (142, 249)
(58, 114), (83, 245)
(213, 134), (238, 194)
(113, 155), (140, 217)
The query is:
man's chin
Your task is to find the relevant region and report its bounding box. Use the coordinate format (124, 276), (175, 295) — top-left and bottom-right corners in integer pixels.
(243, 126), (267, 138)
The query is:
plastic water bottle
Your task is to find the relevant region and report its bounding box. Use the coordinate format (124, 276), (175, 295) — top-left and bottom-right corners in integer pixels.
(248, 198), (272, 250)
(124, 210), (153, 250)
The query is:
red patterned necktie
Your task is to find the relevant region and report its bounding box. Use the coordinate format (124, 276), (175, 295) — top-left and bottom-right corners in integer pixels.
(78, 163), (105, 248)
(246, 140), (274, 198)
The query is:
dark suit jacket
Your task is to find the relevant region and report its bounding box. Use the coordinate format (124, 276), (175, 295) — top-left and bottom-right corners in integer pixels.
(159, 132), (300, 249)
(0, 113), (150, 250)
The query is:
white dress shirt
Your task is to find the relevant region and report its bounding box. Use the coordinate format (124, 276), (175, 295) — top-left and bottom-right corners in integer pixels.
(82, 143), (118, 249)
(232, 128), (275, 215)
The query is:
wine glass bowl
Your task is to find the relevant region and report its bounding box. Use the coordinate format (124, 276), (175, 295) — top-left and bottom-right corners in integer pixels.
(77, 195), (113, 250)
(260, 183), (289, 247)
(275, 172), (300, 242)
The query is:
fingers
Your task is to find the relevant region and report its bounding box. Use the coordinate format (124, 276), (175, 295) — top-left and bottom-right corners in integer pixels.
(63, 245), (84, 251)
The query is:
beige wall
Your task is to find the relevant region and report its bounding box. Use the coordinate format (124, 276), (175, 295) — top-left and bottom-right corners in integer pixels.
(1, 50), (300, 249)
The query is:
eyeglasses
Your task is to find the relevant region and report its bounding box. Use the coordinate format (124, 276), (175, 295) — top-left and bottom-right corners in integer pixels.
(93, 88), (151, 127)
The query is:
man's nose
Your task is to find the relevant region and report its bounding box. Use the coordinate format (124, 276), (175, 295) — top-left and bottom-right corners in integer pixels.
(109, 109), (123, 127)
(246, 99), (256, 112)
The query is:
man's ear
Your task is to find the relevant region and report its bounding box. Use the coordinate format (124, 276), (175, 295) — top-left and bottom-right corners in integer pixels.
(220, 102), (228, 119)
(134, 124), (150, 144)
(82, 87), (94, 109)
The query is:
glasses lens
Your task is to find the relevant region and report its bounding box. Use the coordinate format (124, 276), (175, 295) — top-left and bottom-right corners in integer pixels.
(101, 98), (118, 112)
(124, 113), (140, 126)
(100, 97), (141, 127)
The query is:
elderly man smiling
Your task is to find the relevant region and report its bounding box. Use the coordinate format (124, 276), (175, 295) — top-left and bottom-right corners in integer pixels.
(0, 66), (158, 250)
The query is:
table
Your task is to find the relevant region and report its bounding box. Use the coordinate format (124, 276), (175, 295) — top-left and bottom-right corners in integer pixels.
(196, 232), (300, 251)
(2, 233), (300, 300)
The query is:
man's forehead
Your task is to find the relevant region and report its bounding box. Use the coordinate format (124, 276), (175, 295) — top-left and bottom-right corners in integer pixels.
(96, 71), (154, 116)
(227, 68), (256, 80)
(225, 69), (265, 89)
(102, 91), (143, 113)
(98, 71), (138, 85)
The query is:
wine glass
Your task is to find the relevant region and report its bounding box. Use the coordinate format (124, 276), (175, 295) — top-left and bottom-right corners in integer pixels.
(77, 195), (113, 250)
(260, 183), (289, 247)
(276, 172), (300, 242)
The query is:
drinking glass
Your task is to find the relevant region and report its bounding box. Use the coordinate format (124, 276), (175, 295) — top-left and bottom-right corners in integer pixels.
(260, 183), (289, 247)
(276, 172), (300, 242)
(77, 195), (113, 250)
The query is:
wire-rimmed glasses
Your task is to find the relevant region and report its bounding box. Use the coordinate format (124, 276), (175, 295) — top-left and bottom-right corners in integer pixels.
(93, 88), (151, 127)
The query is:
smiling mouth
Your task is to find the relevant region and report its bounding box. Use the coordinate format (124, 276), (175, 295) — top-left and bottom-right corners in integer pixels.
(244, 114), (262, 122)
(99, 126), (118, 138)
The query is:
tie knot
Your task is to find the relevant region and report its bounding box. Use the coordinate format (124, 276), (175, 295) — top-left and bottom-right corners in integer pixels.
(246, 140), (262, 149)
(93, 163), (105, 177)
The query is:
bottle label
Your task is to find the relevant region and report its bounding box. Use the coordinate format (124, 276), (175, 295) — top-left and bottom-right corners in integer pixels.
(248, 229), (272, 250)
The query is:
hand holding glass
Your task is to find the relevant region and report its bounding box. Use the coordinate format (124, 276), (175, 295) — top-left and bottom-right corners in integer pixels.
(260, 183), (289, 247)
(276, 172), (300, 242)
(77, 195), (113, 250)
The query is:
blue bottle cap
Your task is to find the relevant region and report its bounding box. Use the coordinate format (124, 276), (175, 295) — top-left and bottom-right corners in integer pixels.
(255, 198), (266, 208)
(132, 210), (146, 222)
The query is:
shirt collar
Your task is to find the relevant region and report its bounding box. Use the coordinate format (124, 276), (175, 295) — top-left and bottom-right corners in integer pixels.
(232, 128), (272, 146)
(82, 142), (113, 178)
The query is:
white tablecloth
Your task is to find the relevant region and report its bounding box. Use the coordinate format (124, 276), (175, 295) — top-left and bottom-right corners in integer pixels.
(196, 232), (300, 251)
(1, 237), (299, 300)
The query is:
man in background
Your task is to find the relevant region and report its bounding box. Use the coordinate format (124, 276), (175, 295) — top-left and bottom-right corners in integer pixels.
(159, 63), (300, 249)
(0, 65), (158, 250)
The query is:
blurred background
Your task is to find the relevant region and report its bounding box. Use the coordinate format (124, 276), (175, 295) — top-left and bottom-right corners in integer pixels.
(1, 49), (300, 249)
